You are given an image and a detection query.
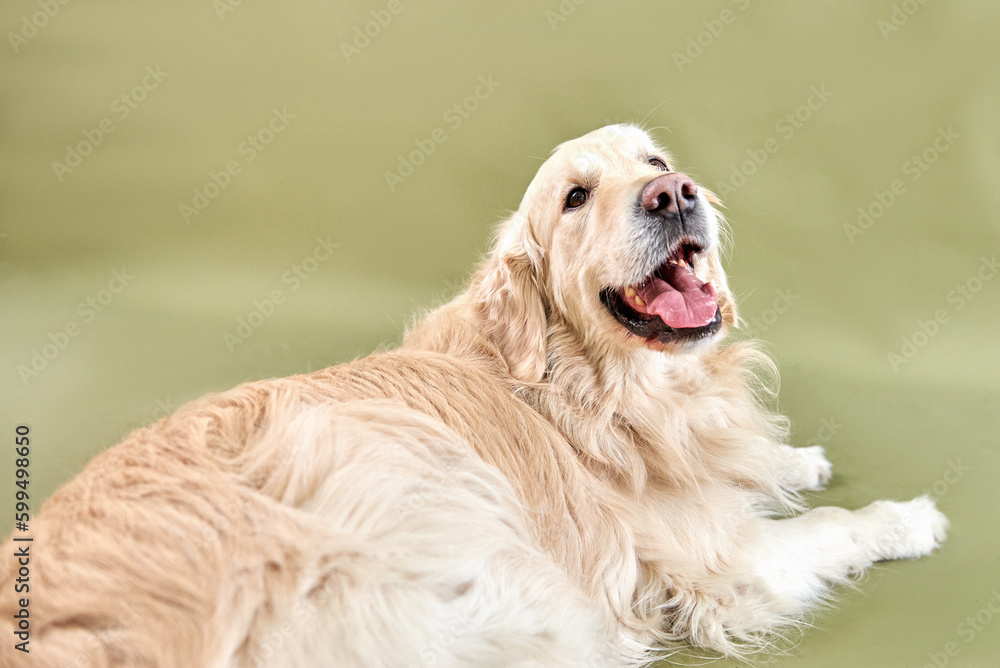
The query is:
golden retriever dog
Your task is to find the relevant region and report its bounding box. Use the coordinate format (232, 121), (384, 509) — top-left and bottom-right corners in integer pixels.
(1, 125), (948, 667)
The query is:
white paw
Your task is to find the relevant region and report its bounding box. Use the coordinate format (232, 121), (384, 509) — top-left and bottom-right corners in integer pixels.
(781, 445), (833, 491)
(862, 496), (950, 561)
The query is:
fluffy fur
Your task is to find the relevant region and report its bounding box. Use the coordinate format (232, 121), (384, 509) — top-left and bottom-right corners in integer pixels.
(0, 125), (948, 667)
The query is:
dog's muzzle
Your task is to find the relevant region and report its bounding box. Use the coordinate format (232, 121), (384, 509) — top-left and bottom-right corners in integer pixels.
(599, 171), (721, 345)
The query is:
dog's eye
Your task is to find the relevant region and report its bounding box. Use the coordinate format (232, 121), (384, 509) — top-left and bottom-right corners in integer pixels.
(565, 187), (589, 210)
(648, 157), (669, 171)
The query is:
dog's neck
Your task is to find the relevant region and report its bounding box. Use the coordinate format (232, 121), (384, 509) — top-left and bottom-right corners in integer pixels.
(538, 316), (730, 486)
(404, 291), (731, 493)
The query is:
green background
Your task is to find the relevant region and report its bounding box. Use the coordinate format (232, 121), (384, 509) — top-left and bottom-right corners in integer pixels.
(2, 1), (998, 666)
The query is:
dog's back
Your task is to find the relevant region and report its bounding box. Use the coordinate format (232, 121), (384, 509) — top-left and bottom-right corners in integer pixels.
(0, 352), (619, 667)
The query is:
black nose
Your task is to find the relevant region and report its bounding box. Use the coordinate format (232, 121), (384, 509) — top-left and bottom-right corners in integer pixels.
(640, 172), (700, 221)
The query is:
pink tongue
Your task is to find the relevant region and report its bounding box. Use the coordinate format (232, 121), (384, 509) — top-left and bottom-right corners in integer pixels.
(627, 264), (717, 329)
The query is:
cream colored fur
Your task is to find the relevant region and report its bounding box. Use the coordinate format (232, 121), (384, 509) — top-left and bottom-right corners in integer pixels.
(0, 125), (948, 667)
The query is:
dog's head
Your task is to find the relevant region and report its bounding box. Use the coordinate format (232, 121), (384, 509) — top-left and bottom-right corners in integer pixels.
(474, 124), (737, 382)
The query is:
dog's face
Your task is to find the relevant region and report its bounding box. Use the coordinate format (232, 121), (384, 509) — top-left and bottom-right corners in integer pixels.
(475, 125), (738, 381)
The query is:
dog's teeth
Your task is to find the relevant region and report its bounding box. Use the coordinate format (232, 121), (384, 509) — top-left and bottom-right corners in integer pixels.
(625, 286), (636, 298)
(678, 259), (688, 268)
(634, 295), (645, 306)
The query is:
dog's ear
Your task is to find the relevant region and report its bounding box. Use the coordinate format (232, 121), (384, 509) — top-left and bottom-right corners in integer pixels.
(473, 219), (548, 383)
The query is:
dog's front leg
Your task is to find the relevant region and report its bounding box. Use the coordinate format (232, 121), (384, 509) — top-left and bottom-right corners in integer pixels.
(775, 444), (833, 492)
(744, 497), (949, 612)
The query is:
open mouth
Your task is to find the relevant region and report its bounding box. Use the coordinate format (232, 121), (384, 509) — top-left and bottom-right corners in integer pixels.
(600, 241), (722, 344)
